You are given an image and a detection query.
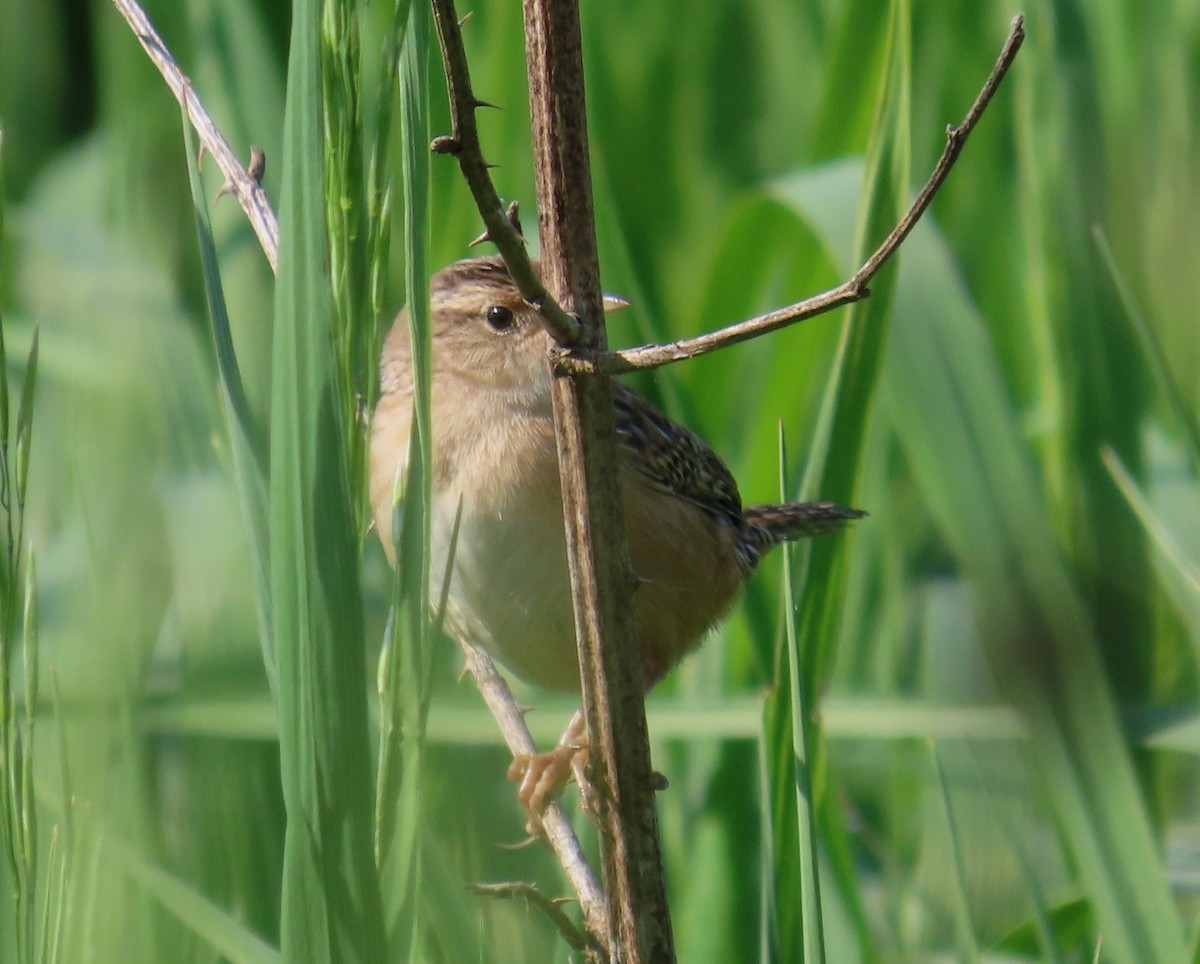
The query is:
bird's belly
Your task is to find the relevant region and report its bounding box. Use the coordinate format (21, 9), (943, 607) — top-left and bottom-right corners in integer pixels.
(433, 493), (582, 692)
(432, 475), (745, 694)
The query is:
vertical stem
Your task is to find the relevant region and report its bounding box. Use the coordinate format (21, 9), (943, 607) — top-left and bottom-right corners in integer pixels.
(520, 0), (675, 959)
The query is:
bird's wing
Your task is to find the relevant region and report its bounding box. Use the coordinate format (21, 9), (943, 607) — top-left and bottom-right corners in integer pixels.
(611, 382), (743, 523)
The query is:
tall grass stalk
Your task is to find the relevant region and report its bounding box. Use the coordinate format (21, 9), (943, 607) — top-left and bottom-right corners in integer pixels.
(0, 129), (42, 964)
(374, 0), (435, 956)
(762, 1), (910, 959)
(269, 0), (387, 956)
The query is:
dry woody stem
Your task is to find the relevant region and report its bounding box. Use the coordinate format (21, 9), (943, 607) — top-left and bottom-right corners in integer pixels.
(469, 882), (601, 962)
(520, 0), (677, 958)
(109, 0), (280, 271)
(429, 0), (677, 952)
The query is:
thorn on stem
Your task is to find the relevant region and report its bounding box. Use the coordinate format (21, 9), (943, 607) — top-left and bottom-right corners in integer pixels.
(247, 145), (266, 185)
(504, 199), (522, 235)
(215, 146), (267, 204)
(468, 200), (523, 247)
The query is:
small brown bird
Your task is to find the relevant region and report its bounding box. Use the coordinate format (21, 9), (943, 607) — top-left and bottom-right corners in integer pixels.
(370, 256), (863, 816)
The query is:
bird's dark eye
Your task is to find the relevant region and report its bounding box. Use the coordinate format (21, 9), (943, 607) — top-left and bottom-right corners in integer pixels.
(485, 304), (515, 332)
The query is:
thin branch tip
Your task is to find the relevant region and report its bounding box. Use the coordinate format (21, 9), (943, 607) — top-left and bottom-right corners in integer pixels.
(111, 0), (279, 270)
(599, 15), (1025, 373)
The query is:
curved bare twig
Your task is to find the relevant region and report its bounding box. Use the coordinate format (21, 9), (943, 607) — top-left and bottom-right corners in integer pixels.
(557, 13), (1027, 376)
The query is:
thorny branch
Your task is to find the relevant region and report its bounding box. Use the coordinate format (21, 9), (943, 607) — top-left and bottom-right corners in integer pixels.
(428, 1), (581, 344)
(557, 13), (1027, 376)
(521, 0), (676, 955)
(109, 0), (280, 271)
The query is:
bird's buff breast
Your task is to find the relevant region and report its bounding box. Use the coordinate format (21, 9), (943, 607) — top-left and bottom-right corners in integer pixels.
(372, 392), (581, 691)
(434, 487), (581, 692)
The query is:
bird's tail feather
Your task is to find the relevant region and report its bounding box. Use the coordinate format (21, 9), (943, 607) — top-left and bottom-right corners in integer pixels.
(738, 501), (866, 570)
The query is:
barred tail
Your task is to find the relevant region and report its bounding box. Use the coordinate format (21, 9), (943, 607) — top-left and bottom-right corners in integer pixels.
(738, 501), (866, 571)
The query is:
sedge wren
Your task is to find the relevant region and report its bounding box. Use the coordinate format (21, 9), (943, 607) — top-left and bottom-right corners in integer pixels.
(370, 256), (863, 816)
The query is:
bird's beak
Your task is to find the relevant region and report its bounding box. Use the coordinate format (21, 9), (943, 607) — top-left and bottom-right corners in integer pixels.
(603, 293), (630, 314)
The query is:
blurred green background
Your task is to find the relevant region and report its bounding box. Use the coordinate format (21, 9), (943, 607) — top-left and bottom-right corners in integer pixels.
(2, 0), (1199, 961)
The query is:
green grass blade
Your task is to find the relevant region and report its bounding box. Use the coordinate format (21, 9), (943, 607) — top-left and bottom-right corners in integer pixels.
(120, 847), (281, 964)
(1094, 227), (1200, 469)
(178, 113), (262, 467)
(807, 0), (891, 162)
(778, 426), (826, 964)
(792, 0), (910, 699)
(757, 735), (773, 964)
(322, 0), (371, 503)
(969, 743), (1067, 964)
(1102, 446), (1200, 599)
(0, 124), (41, 964)
(179, 102), (274, 681)
(876, 190), (1186, 964)
(271, 0), (387, 957)
(46, 670), (73, 964)
(996, 896), (1094, 959)
(13, 328), (36, 563)
(761, 1), (910, 959)
(375, 0), (432, 953)
(930, 745), (979, 964)
(33, 762), (280, 964)
(365, 0), (414, 326)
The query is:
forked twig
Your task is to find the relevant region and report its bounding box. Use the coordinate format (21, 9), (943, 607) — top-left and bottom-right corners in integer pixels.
(469, 881), (603, 962)
(456, 639), (611, 953)
(109, 0), (280, 271)
(556, 13), (1027, 376)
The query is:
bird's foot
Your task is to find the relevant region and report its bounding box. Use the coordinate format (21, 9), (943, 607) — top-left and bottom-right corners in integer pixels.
(507, 737), (594, 836)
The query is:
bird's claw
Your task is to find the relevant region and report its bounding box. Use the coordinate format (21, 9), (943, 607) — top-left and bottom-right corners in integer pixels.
(507, 739), (594, 836)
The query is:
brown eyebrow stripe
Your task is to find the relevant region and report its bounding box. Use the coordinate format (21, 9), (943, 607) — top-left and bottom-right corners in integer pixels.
(432, 256), (521, 296)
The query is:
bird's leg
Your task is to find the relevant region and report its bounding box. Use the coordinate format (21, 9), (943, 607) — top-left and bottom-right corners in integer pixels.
(507, 708), (592, 834)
